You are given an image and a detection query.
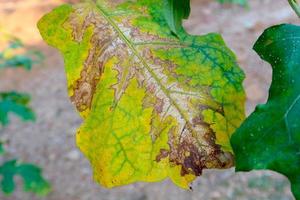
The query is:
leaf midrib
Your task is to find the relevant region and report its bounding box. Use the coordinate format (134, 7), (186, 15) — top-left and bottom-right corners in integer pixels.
(284, 93), (300, 143)
(95, 3), (200, 140)
(251, 86), (300, 146)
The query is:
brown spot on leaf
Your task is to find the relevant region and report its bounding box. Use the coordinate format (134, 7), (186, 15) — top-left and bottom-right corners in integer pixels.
(155, 98), (164, 113)
(155, 149), (169, 162)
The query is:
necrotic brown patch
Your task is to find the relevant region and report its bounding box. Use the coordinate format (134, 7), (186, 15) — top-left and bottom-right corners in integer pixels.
(155, 125), (234, 177)
(67, 9), (117, 112)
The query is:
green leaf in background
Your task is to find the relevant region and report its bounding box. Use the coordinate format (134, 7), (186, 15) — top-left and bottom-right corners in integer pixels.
(0, 39), (44, 70)
(8, 38), (23, 49)
(0, 36), (50, 197)
(38, 0), (245, 188)
(217, 0), (248, 6)
(0, 55), (33, 70)
(231, 24), (300, 199)
(162, 0), (190, 35)
(0, 160), (50, 195)
(0, 92), (35, 126)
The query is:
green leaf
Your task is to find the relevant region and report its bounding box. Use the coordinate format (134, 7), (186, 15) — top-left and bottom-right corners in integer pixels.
(38, 1), (245, 188)
(0, 92), (35, 126)
(0, 55), (33, 70)
(231, 24), (300, 199)
(217, 0), (248, 6)
(162, 0), (190, 35)
(0, 38), (44, 70)
(0, 160), (50, 195)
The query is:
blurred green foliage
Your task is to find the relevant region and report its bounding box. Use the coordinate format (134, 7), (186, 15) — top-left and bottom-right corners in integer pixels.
(0, 38), (50, 196)
(0, 38), (44, 70)
(0, 160), (50, 195)
(0, 92), (35, 126)
(217, 0), (248, 6)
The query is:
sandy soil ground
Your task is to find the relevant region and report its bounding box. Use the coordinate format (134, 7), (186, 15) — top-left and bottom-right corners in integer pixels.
(0, 0), (298, 199)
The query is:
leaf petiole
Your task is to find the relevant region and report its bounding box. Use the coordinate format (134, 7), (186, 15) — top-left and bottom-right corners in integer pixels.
(288, 0), (300, 18)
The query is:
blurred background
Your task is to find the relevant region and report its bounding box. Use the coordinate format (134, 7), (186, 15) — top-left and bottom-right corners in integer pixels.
(0, 0), (298, 199)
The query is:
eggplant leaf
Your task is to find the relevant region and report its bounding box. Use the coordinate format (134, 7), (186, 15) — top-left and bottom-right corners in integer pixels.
(231, 24), (300, 199)
(38, 0), (245, 188)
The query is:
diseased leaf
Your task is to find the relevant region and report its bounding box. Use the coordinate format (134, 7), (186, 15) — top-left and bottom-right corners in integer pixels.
(0, 160), (51, 195)
(0, 92), (35, 126)
(162, 0), (190, 35)
(231, 24), (300, 199)
(38, 1), (245, 188)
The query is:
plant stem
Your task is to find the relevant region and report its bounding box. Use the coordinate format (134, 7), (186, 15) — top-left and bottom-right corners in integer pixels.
(288, 0), (300, 18)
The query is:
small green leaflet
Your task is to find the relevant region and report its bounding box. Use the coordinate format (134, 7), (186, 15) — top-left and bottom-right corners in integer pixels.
(231, 24), (300, 199)
(38, 0), (245, 188)
(0, 92), (35, 126)
(0, 160), (51, 195)
(162, 0), (190, 35)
